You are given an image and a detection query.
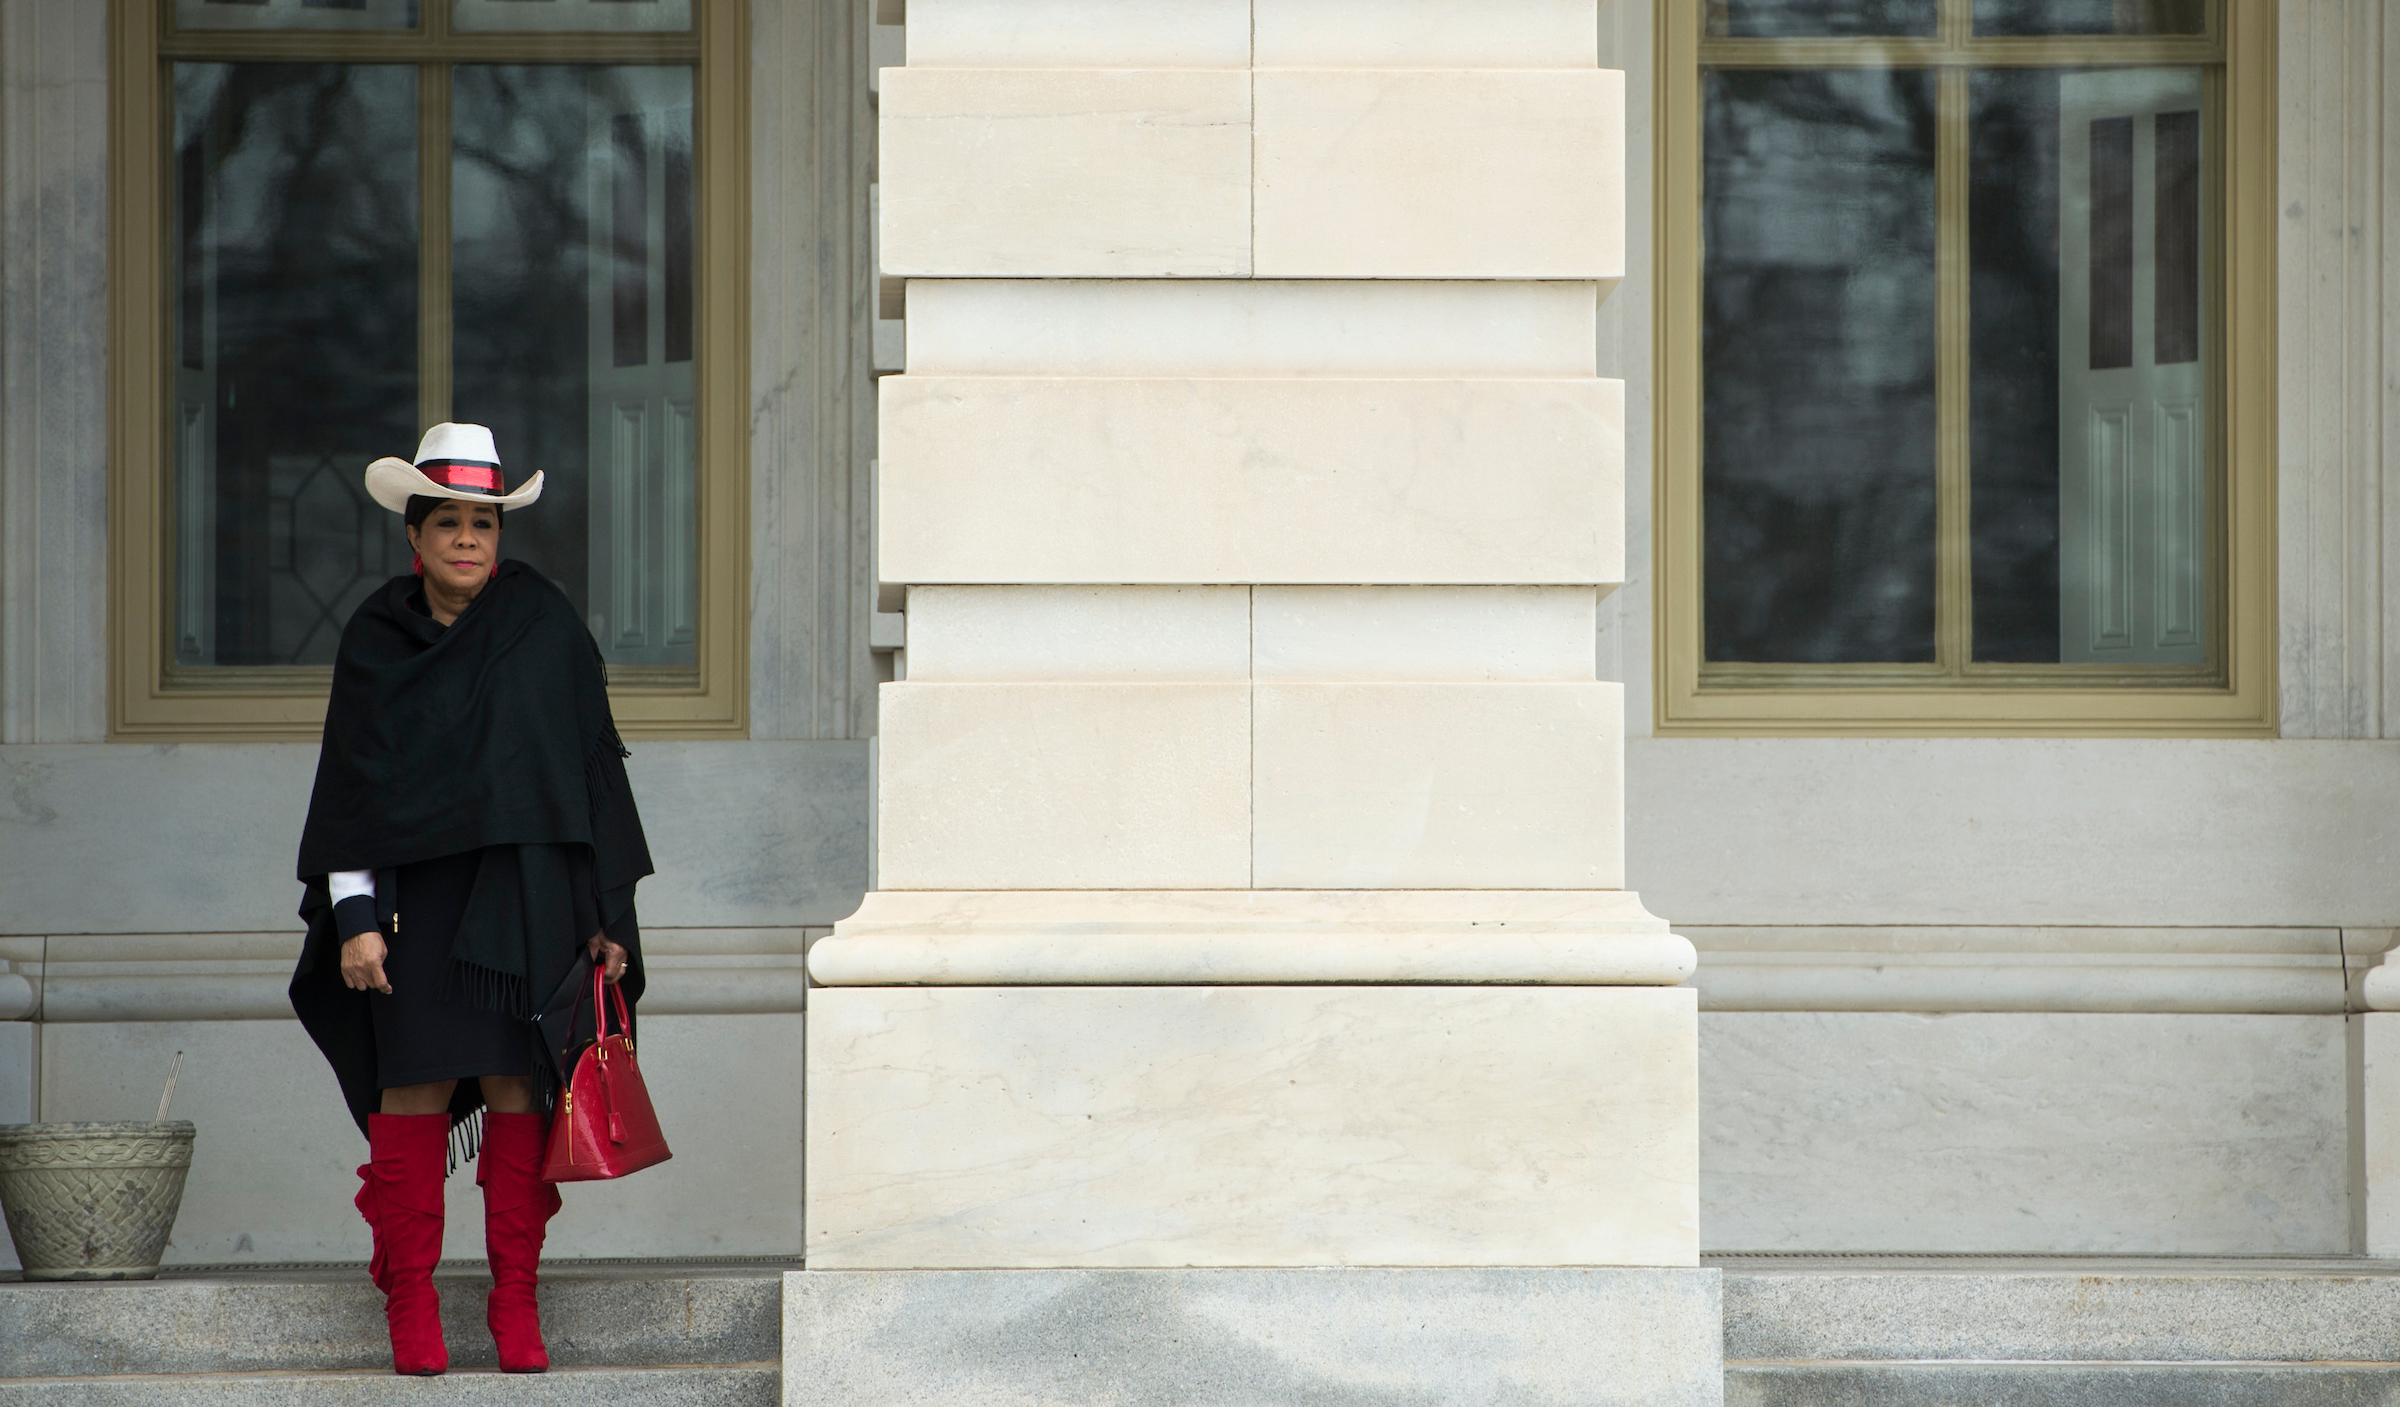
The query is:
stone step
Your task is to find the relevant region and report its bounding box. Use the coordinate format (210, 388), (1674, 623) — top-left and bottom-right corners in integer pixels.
(1720, 1255), (2400, 1407)
(0, 1364), (779, 1406)
(1726, 1362), (2400, 1406)
(0, 1261), (783, 1380)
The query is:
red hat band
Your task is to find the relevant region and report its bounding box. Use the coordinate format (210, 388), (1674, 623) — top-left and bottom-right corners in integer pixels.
(418, 460), (503, 495)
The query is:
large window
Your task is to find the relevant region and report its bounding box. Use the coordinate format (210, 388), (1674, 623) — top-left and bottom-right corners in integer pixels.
(113, 0), (748, 737)
(1657, 0), (2274, 734)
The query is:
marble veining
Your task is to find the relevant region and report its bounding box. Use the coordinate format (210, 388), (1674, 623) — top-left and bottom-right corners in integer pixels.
(806, 985), (1699, 1269)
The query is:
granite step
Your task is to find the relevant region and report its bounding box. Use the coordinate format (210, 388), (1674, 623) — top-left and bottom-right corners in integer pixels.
(1720, 1254), (2400, 1406)
(0, 1364), (779, 1406)
(1727, 1362), (2400, 1406)
(0, 1259), (785, 1381)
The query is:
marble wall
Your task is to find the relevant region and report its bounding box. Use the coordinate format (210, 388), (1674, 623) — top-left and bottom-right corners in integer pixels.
(0, 0), (107, 746)
(2365, 1013), (2400, 1255)
(0, 741), (868, 937)
(1628, 738), (2400, 931)
(749, 0), (882, 742)
(1700, 1012), (2352, 1255)
(1, 1013), (805, 1273)
(0, 1022), (28, 1124)
(2276, 1), (2400, 741)
(0, 736), (860, 1270)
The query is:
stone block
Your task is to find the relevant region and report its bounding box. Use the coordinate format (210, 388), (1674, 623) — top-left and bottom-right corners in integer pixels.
(1699, 1012), (2350, 1254)
(621, 742), (869, 929)
(809, 888), (1696, 986)
(1622, 737), (2400, 930)
(32, 1015), (804, 1265)
(1254, 69), (1623, 278)
(2366, 1012), (2400, 1255)
(1253, 683), (1624, 889)
(804, 985), (1699, 1268)
(878, 69), (1250, 277)
(903, 277), (1599, 377)
(0, 740), (867, 936)
(1252, 585), (1599, 680)
(905, 0), (1251, 67)
(0, 1022), (28, 1122)
(0, 743), (317, 935)
(902, 586), (1249, 681)
(875, 683), (1250, 890)
(1253, 0), (1598, 67)
(878, 377), (1622, 585)
(786, 1267), (1724, 1407)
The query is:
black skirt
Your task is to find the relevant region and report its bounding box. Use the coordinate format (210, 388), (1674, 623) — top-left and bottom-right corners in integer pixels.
(368, 849), (532, 1088)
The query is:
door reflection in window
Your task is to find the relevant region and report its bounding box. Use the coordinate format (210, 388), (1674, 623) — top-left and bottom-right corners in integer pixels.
(452, 65), (697, 669)
(170, 63), (419, 668)
(1970, 68), (2207, 665)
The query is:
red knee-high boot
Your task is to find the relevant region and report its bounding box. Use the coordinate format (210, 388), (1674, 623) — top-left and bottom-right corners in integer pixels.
(355, 1113), (450, 1376)
(478, 1112), (562, 1374)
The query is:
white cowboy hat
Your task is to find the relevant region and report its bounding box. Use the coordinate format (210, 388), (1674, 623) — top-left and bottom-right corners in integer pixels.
(364, 423), (545, 513)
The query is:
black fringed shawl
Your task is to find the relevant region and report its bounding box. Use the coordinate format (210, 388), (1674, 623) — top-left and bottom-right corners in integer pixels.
(289, 561), (654, 1140)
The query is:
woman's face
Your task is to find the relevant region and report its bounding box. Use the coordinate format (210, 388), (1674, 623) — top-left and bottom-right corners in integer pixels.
(406, 499), (500, 597)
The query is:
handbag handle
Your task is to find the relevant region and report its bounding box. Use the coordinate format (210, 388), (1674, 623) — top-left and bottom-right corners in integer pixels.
(588, 960), (634, 1047)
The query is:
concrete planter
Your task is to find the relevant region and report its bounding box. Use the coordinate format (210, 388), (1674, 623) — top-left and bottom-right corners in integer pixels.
(0, 1122), (196, 1280)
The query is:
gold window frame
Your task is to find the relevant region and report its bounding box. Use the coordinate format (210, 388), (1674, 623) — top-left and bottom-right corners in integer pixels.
(1654, 0), (2275, 736)
(109, 0), (751, 739)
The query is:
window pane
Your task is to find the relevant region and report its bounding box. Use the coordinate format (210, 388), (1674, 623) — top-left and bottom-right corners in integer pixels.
(452, 0), (692, 33)
(451, 65), (698, 670)
(1702, 69), (1938, 664)
(1708, 2), (1937, 39)
(1974, 1), (2205, 36)
(174, 0), (420, 32)
(1970, 68), (2208, 665)
(170, 63), (419, 668)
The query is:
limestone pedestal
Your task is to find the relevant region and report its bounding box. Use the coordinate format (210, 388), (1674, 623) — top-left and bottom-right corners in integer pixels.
(807, 890), (1698, 1270)
(797, 891), (1715, 1402)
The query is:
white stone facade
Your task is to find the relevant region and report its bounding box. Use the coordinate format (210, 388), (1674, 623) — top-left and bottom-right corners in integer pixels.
(3, 0), (2400, 1273)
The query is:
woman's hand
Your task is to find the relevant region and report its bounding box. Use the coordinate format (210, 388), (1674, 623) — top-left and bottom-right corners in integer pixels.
(341, 930), (393, 994)
(588, 933), (628, 984)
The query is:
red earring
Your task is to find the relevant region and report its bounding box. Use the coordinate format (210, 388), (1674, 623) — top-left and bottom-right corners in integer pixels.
(411, 552), (423, 576)
(488, 558), (499, 579)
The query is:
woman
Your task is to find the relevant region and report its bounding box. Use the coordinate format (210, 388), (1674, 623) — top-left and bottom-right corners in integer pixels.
(288, 423), (653, 1377)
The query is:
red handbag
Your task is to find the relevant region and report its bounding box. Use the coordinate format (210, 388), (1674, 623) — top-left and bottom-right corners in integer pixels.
(542, 964), (672, 1182)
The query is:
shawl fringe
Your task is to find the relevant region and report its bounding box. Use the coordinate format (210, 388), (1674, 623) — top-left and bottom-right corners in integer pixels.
(447, 1107), (484, 1176)
(451, 956), (532, 1023)
(584, 718), (630, 809)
